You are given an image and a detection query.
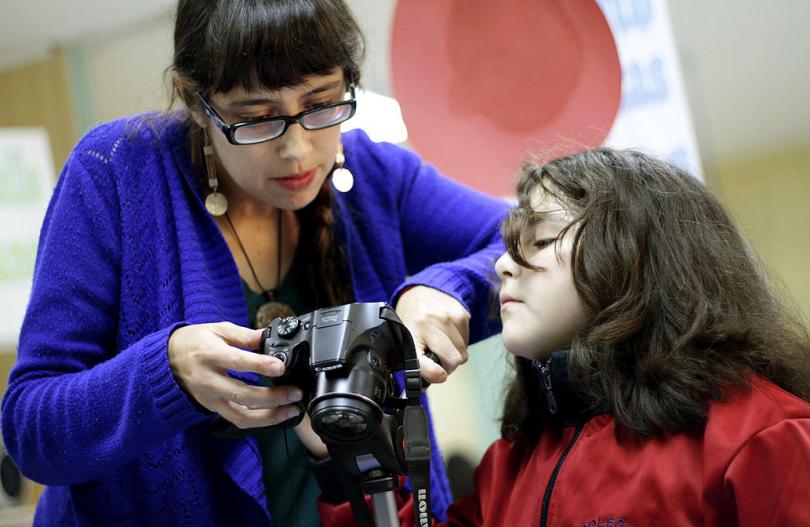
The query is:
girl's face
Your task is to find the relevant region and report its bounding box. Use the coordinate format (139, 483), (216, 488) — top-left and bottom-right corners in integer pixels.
(197, 69), (347, 210)
(495, 187), (591, 361)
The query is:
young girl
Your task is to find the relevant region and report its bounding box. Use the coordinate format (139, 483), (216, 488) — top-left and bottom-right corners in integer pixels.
(319, 148), (810, 526)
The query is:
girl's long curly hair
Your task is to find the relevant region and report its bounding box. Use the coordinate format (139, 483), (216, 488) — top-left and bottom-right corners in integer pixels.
(501, 148), (810, 442)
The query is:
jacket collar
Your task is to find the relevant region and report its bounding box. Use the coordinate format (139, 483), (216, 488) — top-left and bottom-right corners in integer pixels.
(532, 350), (606, 425)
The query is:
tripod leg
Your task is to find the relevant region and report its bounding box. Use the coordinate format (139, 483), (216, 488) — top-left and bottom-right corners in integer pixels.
(371, 490), (400, 527)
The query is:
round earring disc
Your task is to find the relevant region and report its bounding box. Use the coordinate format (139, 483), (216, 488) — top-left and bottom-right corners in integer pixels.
(205, 192), (229, 216)
(332, 168), (354, 193)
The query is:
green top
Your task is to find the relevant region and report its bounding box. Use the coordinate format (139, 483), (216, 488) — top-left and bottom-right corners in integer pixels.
(244, 253), (321, 526)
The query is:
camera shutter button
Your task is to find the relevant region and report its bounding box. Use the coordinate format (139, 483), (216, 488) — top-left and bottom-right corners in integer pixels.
(277, 316), (300, 338)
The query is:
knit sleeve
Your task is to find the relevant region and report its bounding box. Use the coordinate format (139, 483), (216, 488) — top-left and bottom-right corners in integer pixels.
(392, 157), (508, 343)
(1, 149), (208, 486)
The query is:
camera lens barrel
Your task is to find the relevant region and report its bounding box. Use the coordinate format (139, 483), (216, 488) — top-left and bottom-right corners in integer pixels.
(311, 396), (381, 442)
(309, 347), (389, 443)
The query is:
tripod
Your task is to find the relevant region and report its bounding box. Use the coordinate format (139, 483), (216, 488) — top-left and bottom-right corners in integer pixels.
(364, 468), (402, 526)
(324, 403), (432, 527)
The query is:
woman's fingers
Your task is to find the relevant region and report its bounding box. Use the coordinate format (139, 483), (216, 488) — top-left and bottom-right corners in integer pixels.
(419, 352), (448, 384)
(395, 285), (472, 384)
(199, 375), (302, 410)
(194, 375), (304, 429)
(207, 344), (285, 378)
(213, 321), (264, 350)
(216, 399), (303, 430)
(168, 322), (297, 414)
(423, 320), (469, 370)
(418, 328), (466, 383)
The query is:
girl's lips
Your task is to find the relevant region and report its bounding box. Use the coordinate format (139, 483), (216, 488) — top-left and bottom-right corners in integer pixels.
(500, 300), (520, 311)
(499, 293), (520, 306)
(274, 169), (315, 190)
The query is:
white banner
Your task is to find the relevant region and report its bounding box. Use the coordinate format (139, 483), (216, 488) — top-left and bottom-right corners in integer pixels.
(0, 128), (55, 347)
(596, 0), (703, 178)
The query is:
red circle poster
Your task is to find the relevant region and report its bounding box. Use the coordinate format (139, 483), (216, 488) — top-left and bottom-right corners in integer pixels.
(391, 0), (622, 196)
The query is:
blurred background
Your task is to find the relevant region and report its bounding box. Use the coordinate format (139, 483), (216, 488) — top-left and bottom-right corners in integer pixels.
(0, 0), (808, 518)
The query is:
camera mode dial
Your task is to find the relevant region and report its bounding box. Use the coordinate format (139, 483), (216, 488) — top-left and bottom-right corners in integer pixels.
(277, 316), (301, 338)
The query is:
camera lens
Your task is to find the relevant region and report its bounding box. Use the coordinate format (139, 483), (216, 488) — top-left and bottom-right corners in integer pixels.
(319, 408), (368, 435)
(311, 396), (381, 442)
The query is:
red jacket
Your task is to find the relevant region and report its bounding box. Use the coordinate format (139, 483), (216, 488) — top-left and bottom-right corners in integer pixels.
(320, 375), (810, 526)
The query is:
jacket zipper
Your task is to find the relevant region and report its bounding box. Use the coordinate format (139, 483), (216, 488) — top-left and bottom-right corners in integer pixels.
(536, 359), (558, 416)
(539, 421), (585, 527)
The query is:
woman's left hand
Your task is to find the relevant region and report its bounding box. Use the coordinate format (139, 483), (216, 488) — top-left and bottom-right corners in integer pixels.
(395, 286), (471, 384)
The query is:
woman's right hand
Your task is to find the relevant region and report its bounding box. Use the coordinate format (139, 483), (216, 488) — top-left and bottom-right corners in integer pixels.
(168, 322), (304, 429)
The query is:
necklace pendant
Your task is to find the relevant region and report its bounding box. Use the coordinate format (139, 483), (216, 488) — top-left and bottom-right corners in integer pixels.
(255, 301), (296, 329)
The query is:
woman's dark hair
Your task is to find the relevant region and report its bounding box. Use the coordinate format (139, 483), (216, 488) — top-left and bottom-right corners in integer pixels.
(170, 0), (363, 307)
(172, 0), (364, 97)
(500, 148), (810, 442)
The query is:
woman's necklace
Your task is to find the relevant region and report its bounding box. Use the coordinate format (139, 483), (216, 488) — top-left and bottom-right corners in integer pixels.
(224, 209), (295, 329)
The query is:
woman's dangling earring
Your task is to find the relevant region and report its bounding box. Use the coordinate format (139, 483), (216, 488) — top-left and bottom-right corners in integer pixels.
(203, 129), (228, 216)
(331, 141), (354, 193)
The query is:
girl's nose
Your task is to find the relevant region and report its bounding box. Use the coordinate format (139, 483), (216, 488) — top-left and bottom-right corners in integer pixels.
(495, 252), (519, 278)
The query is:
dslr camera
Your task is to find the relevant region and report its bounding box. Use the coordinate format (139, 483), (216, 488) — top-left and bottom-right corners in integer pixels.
(260, 301), (409, 444)
(212, 301), (434, 526)
(262, 302), (434, 526)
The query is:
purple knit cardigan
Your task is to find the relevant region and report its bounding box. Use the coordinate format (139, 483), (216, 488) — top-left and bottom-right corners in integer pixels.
(1, 113), (506, 525)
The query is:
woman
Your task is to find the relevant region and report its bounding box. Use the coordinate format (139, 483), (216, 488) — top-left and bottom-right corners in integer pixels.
(1, 1), (507, 525)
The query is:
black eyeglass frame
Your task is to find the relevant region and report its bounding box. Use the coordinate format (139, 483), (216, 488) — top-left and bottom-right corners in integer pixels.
(196, 86), (357, 145)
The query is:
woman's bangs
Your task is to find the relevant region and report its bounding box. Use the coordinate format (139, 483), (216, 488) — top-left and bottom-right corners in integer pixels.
(208, 2), (354, 93)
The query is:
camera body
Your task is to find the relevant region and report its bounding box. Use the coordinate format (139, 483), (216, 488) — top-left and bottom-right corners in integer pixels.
(259, 302), (411, 446)
(255, 301), (434, 525)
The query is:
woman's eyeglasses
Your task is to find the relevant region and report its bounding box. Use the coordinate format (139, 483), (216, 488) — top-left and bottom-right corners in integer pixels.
(197, 86), (357, 145)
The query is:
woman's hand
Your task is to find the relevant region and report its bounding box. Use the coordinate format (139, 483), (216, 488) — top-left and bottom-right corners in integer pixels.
(294, 414), (329, 459)
(168, 322), (304, 429)
(395, 286), (471, 384)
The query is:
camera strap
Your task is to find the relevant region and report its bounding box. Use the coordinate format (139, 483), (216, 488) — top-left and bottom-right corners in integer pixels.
(401, 337), (433, 525)
(403, 404), (432, 526)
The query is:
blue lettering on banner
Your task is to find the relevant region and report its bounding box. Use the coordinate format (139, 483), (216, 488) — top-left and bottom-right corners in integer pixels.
(621, 56), (669, 110)
(597, 0), (654, 33)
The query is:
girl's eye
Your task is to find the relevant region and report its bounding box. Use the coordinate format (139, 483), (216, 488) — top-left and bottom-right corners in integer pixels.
(533, 238), (555, 249)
